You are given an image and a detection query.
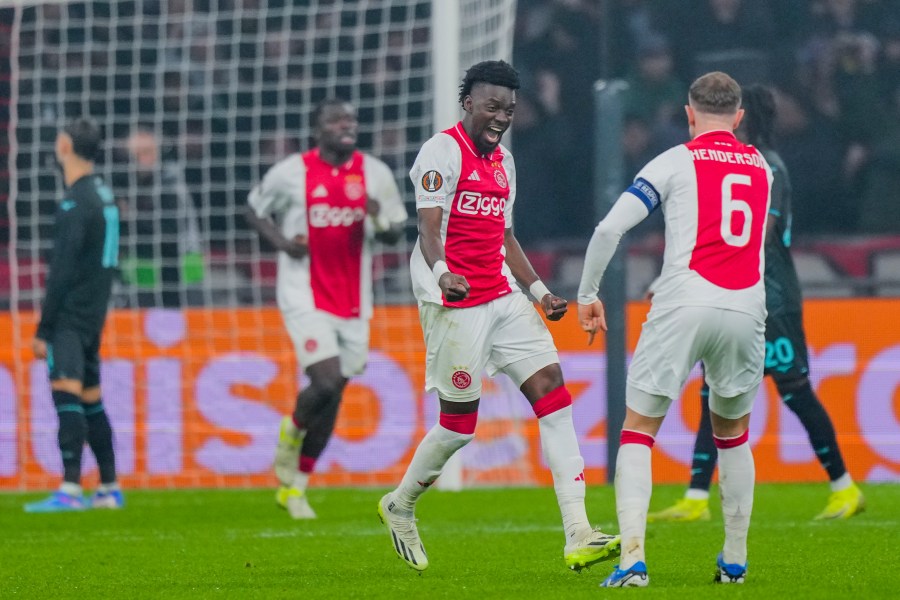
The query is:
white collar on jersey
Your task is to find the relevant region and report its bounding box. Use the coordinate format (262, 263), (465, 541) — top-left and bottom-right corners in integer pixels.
(454, 122), (499, 161)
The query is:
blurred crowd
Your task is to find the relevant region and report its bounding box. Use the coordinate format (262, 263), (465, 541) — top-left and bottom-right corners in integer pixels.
(3, 0), (900, 268)
(511, 0), (900, 245)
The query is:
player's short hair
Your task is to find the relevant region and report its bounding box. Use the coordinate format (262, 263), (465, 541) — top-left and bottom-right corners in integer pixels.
(689, 72), (742, 116)
(458, 60), (520, 106)
(63, 117), (102, 161)
(311, 97), (354, 130)
(740, 84), (776, 148)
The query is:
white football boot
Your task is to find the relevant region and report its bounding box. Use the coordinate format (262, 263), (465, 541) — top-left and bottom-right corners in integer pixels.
(377, 493), (428, 571)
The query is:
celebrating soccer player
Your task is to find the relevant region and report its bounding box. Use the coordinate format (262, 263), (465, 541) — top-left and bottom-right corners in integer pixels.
(648, 85), (864, 524)
(377, 60), (620, 572)
(25, 118), (124, 513)
(245, 98), (408, 519)
(578, 72), (769, 587)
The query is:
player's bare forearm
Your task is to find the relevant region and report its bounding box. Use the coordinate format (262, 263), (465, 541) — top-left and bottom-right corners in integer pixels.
(32, 337), (48, 359)
(416, 206), (447, 268)
(503, 229), (566, 320)
(243, 206), (306, 259)
(418, 206), (468, 301)
(502, 228), (540, 288)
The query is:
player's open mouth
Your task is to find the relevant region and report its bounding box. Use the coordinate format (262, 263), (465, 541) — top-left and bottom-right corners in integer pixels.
(485, 126), (504, 143)
(339, 134), (356, 144)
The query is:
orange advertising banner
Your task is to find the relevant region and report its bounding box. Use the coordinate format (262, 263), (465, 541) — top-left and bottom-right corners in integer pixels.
(1, 299), (898, 491)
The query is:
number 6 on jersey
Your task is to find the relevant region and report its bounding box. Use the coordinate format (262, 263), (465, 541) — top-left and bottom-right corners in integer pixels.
(721, 173), (753, 248)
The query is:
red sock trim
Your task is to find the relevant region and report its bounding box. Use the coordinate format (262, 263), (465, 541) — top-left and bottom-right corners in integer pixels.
(292, 414), (304, 430)
(532, 386), (573, 419)
(439, 411), (477, 435)
(714, 430), (749, 449)
(620, 429), (655, 448)
(299, 455), (317, 474)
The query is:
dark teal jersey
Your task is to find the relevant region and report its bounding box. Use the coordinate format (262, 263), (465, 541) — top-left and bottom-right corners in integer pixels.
(762, 149), (803, 317)
(37, 175), (119, 339)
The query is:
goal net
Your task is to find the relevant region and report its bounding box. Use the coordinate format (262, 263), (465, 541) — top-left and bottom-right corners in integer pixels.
(2, 0), (537, 491)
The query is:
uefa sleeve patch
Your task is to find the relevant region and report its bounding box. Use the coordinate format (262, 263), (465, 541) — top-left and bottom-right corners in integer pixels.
(627, 177), (661, 212)
(421, 170), (443, 192)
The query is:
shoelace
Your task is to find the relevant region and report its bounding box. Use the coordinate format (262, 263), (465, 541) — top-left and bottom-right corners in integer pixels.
(389, 512), (422, 544)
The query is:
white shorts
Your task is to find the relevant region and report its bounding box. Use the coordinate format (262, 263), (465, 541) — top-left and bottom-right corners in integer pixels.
(283, 310), (369, 377)
(419, 292), (559, 402)
(627, 305), (764, 418)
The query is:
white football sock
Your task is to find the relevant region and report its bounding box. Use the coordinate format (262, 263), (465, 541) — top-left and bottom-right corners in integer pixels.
(685, 488), (710, 501)
(830, 472), (852, 493)
(615, 442), (653, 570)
(718, 441), (754, 566)
(60, 482), (83, 497)
(291, 472), (310, 494)
(392, 424), (473, 516)
(538, 405), (591, 544)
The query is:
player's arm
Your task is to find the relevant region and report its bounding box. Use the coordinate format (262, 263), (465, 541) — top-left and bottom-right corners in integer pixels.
(497, 151), (564, 318)
(764, 162), (786, 243)
(244, 207), (307, 259)
(368, 197), (405, 244)
(577, 191), (652, 344)
(504, 228), (567, 321)
(417, 206), (469, 302)
(366, 158), (407, 245)
(245, 161), (307, 259)
(35, 203), (86, 346)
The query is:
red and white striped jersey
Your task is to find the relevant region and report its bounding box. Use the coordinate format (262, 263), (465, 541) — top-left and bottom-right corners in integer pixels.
(409, 122), (517, 307)
(637, 130), (772, 318)
(248, 149), (407, 319)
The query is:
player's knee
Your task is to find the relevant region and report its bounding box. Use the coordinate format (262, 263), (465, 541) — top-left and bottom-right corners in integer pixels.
(309, 374), (346, 399)
(520, 364), (565, 401)
(51, 378), (83, 396)
(81, 386), (101, 403)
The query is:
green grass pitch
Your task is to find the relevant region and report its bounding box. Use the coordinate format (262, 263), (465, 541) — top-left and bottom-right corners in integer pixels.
(2, 483), (896, 598)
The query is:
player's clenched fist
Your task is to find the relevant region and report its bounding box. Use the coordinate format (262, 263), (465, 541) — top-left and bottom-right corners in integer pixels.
(541, 294), (568, 321)
(577, 300), (607, 345)
(438, 272), (470, 302)
(280, 234), (308, 259)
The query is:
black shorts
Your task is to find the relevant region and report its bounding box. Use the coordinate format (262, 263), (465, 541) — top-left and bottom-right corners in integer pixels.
(763, 312), (810, 383)
(47, 328), (102, 389)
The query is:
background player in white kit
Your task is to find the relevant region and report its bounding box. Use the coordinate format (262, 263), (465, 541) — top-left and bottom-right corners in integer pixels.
(246, 98), (407, 519)
(577, 72), (772, 587)
(377, 60), (620, 572)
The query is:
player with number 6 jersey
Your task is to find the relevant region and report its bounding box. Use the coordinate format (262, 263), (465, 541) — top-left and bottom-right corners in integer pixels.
(649, 85), (863, 525)
(577, 72), (771, 587)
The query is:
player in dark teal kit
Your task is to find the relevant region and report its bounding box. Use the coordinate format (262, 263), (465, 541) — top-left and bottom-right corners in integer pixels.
(25, 118), (124, 512)
(649, 86), (864, 522)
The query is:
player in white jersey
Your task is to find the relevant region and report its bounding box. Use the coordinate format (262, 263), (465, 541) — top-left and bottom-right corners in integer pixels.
(377, 60), (620, 573)
(245, 98), (407, 519)
(577, 72), (772, 587)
